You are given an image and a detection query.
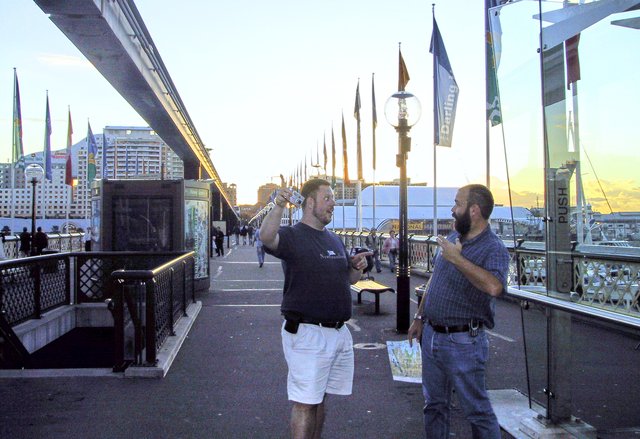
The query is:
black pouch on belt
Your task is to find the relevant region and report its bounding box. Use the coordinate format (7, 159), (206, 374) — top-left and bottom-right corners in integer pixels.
(283, 312), (302, 334)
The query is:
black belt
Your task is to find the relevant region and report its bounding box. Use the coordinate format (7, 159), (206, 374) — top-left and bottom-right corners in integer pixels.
(428, 320), (482, 334)
(300, 320), (345, 329)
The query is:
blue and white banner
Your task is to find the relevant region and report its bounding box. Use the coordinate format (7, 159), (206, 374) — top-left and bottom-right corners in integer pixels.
(430, 17), (459, 147)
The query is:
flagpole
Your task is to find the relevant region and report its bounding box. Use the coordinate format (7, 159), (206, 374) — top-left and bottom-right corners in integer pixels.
(342, 180), (345, 233)
(372, 73), (377, 231)
(432, 5), (438, 237)
(484, 0), (491, 189)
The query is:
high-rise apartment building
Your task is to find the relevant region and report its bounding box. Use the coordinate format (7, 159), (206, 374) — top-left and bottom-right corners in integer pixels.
(0, 126), (184, 221)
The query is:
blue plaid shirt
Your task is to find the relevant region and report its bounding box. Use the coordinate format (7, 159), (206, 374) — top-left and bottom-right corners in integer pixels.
(423, 226), (509, 329)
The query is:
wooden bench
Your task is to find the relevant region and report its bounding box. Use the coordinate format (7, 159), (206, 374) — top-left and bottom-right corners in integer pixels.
(350, 280), (395, 314)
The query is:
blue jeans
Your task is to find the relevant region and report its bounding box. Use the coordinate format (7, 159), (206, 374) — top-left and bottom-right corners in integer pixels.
(388, 250), (397, 271)
(256, 245), (265, 265)
(421, 324), (500, 439)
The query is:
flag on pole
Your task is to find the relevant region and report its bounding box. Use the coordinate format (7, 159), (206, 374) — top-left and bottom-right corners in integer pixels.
(12, 69), (25, 169)
(323, 133), (327, 176)
(341, 113), (349, 185)
(430, 17), (459, 147)
(398, 47), (410, 91)
(354, 80), (363, 181)
(87, 122), (97, 185)
(372, 73), (377, 171)
(331, 126), (336, 188)
(65, 108), (74, 186)
(43, 93), (53, 180)
(565, 33), (581, 89)
(485, 0), (502, 126)
(102, 133), (108, 178)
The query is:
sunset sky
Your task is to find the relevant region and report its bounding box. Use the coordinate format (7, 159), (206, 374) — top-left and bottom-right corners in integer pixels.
(1, 0), (637, 212)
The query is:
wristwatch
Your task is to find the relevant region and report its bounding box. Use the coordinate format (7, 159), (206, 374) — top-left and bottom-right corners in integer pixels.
(413, 313), (425, 322)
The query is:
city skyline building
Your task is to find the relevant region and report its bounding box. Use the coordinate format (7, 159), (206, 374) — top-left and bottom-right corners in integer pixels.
(0, 126), (238, 231)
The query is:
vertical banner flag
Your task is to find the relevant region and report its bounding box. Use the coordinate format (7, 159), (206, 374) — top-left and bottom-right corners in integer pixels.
(331, 126), (336, 188)
(430, 17), (459, 147)
(354, 80), (363, 181)
(323, 133), (328, 176)
(102, 133), (108, 178)
(65, 108), (74, 186)
(565, 33), (581, 89)
(87, 122), (97, 185)
(485, 0), (502, 126)
(398, 47), (410, 91)
(371, 73), (377, 170)
(44, 93), (53, 180)
(12, 69), (25, 169)
(341, 113), (349, 185)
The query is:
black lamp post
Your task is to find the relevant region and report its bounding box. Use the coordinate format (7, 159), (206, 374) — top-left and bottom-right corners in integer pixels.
(385, 91), (421, 333)
(25, 163), (44, 256)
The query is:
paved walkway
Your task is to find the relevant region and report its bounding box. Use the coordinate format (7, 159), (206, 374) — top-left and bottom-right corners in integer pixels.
(0, 244), (520, 438)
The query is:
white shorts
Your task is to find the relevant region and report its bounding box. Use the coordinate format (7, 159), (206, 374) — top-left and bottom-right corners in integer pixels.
(281, 322), (354, 404)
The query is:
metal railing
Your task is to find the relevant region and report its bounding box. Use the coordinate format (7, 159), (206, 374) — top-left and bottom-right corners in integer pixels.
(337, 230), (640, 432)
(337, 231), (640, 318)
(1, 232), (85, 260)
(0, 251), (195, 370)
(109, 253), (195, 370)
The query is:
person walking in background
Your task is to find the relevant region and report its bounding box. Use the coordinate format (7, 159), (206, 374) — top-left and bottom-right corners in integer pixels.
(33, 226), (48, 255)
(240, 224), (248, 245)
(247, 224), (255, 245)
(365, 228), (382, 273)
(382, 230), (399, 273)
(84, 227), (93, 251)
(215, 228), (225, 257)
(19, 227), (31, 258)
(254, 227), (265, 267)
(259, 178), (371, 439)
(408, 184), (510, 439)
(232, 224), (240, 246)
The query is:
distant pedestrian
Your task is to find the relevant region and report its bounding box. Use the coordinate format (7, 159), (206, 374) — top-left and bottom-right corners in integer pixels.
(365, 228), (382, 273)
(215, 229), (225, 257)
(84, 227), (92, 251)
(19, 227), (31, 258)
(247, 225), (255, 245)
(232, 225), (240, 246)
(33, 227), (48, 255)
(382, 230), (399, 272)
(240, 225), (248, 245)
(254, 227), (265, 267)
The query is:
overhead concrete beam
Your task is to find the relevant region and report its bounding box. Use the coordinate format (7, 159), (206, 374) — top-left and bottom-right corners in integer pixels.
(34, 0), (236, 212)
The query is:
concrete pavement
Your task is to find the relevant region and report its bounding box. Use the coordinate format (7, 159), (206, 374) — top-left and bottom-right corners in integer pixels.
(0, 244), (520, 438)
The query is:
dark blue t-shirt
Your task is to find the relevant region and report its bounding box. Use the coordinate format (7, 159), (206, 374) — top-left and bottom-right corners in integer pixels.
(264, 222), (352, 322)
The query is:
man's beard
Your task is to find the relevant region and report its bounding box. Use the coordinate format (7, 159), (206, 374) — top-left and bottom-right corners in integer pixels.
(453, 207), (471, 236)
(313, 204), (332, 226)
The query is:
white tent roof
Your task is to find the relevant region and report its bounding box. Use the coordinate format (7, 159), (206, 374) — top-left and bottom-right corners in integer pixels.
(327, 185), (532, 230)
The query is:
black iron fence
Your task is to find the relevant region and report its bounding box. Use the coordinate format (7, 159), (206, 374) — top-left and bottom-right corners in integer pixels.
(0, 251), (195, 370)
(1, 232), (84, 260)
(109, 254), (195, 370)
